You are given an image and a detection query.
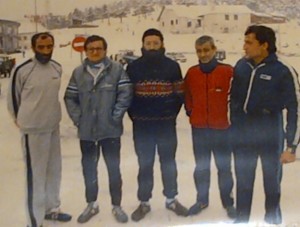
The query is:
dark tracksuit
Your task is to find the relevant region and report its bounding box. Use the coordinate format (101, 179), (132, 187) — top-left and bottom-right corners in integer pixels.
(127, 53), (184, 201)
(230, 53), (300, 223)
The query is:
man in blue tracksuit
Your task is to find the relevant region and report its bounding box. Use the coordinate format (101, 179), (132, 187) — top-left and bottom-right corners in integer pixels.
(230, 25), (300, 224)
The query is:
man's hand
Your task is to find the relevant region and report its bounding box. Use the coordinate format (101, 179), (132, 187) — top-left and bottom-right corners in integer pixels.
(280, 148), (296, 164)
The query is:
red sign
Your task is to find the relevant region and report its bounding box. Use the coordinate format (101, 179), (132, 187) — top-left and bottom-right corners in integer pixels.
(72, 36), (86, 52)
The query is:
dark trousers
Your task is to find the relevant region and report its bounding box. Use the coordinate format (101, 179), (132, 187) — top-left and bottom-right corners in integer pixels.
(80, 138), (122, 206)
(133, 121), (178, 201)
(233, 114), (283, 223)
(192, 128), (234, 207)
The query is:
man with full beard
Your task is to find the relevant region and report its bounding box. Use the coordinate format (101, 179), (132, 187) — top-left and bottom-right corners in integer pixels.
(7, 32), (71, 227)
(126, 28), (188, 222)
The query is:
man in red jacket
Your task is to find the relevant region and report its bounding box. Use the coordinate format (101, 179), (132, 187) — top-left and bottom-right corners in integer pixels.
(184, 35), (236, 218)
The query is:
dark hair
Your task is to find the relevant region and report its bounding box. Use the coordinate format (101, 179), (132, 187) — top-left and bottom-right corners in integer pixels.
(84, 35), (107, 51)
(31, 32), (54, 47)
(244, 25), (277, 53)
(142, 28), (164, 42)
(195, 35), (216, 48)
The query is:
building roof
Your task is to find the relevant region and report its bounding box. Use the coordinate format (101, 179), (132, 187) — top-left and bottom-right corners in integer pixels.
(158, 4), (253, 20)
(0, 19), (20, 26)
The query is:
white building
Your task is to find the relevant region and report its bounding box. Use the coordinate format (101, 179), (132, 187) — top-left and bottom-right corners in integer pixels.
(157, 4), (284, 34)
(18, 32), (35, 51)
(200, 5), (252, 33)
(0, 19), (20, 53)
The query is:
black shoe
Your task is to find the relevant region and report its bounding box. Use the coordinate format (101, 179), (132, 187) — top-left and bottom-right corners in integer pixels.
(45, 212), (72, 222)
(188, 202), (208, 216)
(225, 206), (237, 219)
(264, 213), (282, 225)
(131, 203), (151, 222)
(166, 199), (188, 217)
(233, 217), (249, 224)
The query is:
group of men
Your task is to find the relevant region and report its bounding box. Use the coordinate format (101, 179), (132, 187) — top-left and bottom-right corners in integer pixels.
(6, 25), (299, 227)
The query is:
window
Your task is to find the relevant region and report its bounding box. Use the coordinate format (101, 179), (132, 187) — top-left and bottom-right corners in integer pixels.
(225, 14), (229, 20)
(197, 19), (202, 27)
(6, 26), (12, 34)
(176, 19), (178, 25)
(187, 21), (192, 28)
(171, 20), (174, 25)
(234, 14), (238, 20)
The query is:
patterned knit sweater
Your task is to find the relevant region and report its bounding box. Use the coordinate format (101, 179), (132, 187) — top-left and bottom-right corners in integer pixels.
(126, 54), (184, 122)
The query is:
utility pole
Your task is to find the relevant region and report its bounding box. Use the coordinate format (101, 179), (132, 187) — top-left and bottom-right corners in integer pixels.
(34, 0), (38, 32)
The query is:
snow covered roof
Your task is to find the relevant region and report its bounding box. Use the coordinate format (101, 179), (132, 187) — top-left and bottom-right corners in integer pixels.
(158, 4), (253, 20)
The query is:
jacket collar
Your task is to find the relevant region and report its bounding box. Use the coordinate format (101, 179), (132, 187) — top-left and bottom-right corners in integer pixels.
(83, 56), (111, 70)
(199, 57), (218, 74)
(247, 53), (277, 67)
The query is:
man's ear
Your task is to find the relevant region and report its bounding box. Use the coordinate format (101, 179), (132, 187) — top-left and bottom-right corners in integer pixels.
(262, 42), (269, 52)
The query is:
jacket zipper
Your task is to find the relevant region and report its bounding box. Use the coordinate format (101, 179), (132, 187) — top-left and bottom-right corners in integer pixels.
(205, 73), (209, 127)
(243, 62), (265, 113)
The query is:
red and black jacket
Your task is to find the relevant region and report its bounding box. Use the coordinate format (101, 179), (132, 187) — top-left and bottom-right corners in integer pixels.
(184, 59), (233, 129)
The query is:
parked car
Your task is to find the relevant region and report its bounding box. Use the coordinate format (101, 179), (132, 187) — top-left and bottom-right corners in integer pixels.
(0, 54), (16, 78)
(215, 49), (226, 61)
(110, 50), (139, 68)
(166, 52), (187, 63)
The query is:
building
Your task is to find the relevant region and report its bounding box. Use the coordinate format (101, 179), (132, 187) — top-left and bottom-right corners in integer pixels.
(0, 19), (20, 53)
(18, 32), (35, 51)
(157, 4), (287, 34)
(200, 5), (252, 33)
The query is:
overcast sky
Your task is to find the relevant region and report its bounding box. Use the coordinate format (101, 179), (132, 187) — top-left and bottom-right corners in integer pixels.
(0, 0), (116, 21)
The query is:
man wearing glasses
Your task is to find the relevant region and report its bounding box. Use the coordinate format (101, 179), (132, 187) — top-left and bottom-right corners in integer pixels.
(7, 32), (72, 227)
(64, 35), (133, 224)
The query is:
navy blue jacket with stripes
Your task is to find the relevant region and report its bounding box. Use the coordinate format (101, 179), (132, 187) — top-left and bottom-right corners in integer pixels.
(230, 53), (300, 150)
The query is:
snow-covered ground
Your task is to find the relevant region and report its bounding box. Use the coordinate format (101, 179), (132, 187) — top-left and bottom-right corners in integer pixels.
(1, 15), (300, 227)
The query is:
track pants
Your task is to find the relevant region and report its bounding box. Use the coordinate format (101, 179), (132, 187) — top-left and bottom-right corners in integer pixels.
(22, 128), (61, 227)
(233, 114), (283, 223)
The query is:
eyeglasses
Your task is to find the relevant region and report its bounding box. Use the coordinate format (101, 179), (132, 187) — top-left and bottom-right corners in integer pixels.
(86, 47), (104, 52)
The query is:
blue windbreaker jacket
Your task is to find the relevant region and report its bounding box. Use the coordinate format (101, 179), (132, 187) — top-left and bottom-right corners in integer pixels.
(230, 53), (300, 149)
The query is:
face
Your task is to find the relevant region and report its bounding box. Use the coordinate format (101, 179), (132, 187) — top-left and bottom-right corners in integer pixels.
(243, 33), (268, 64)
(33, 36), (54, 55)
(195, 41), (216, 63)
(85, 40), (106, 62)
(143, 35), (163, 50)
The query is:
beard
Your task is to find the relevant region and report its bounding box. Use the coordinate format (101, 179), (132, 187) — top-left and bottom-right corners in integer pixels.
(35, 51), (52, 64)
(141, 47), (165, 60)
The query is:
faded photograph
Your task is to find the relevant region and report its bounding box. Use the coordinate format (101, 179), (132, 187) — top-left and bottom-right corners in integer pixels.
(1, 0), (300, 226)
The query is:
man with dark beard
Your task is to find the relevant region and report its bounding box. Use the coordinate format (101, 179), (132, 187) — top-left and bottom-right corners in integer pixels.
(7, 32), (71, 227)
(127, 28), (188, 222)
